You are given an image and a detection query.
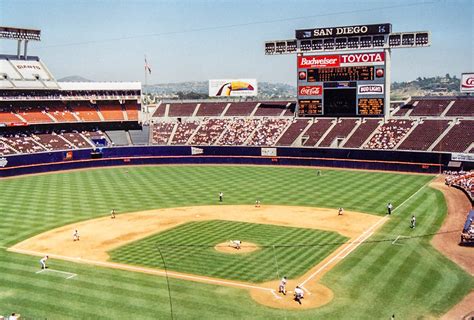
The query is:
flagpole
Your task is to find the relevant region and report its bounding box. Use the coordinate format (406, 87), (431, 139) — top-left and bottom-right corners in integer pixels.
(144, 54), (148, 94)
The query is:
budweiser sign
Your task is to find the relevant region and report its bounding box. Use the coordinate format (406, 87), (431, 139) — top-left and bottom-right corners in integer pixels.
(460, 73), (474, 93)
(340, 52), (385, 65)
(298, 55), (339, 68)
(299, 86), (323, 96)
(358, 84), (384, 95)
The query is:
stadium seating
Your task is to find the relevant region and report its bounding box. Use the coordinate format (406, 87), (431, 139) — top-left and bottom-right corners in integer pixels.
(247, 118), (291, 146)
(366, 120), (414, 150)
(98, 103), (125, 121)
(124, 103), (140, 121)
(398, 120), (450, 151)
(70, 102), (102, 122)
(343, 119), (381, 149)
(318, 119), (358, 147)
(254, 102), (288, 116)
(276, 119), (311, 146)
(196, 103), (227, 117)
(171, 121), (199, 144)
(152, 122), (175, 145)
(46, 103), (78, 122)
(129, 126), (150, 145)
(223, 102), (258, 116)
(168, 103), (198, 117)
(189, 119), (229, 145)
(217, 118), (259, 145)
(106, 130), (130, 146)
(0, 105), (23, 124)
(445, 98), (474, 117)
(302, 119), (334, 146)
(16, 105), (54, 124)
(61, 132), (93, 149)
(1, 133), (46, 154)
(432, 120), (474, 153)
(409, 99), (451, 116)
(33, 133), (75, 151)
(152, 104), (166, 117)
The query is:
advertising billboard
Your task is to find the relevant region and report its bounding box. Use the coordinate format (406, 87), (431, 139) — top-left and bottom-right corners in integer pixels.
(209, 79), (258, 97)
(460, 73), (474, 93)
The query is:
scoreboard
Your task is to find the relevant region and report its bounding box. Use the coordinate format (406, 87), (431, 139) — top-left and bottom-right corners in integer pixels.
(297, 51), (385, 117)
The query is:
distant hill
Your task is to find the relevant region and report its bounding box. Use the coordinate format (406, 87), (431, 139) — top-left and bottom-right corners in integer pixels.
(391, 74), (461, 100)
(144, 81), (296, 99)
(57, 75), (92, 82)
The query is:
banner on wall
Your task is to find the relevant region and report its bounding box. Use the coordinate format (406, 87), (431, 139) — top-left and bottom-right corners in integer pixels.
(261, 148), (277, 157)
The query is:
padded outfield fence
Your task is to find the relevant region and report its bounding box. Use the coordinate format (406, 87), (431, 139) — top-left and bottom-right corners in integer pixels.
(0, 146), (452, 177)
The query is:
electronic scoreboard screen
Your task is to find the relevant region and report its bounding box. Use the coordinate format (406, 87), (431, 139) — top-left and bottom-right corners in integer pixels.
(358, 98), (384, 115)
(308, 66), (375, 82)
(298, 99), (323, 116)
(324, 89), (357, 116)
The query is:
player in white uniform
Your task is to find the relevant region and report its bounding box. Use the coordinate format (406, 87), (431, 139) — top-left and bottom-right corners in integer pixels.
(294, 286), (304, 304)
(338, 207), (344, 216)
(73, 229), (80, 241)
(278, 276), (287, 295)
(230, 240), (241, 249)
(40, 255), (48, 269)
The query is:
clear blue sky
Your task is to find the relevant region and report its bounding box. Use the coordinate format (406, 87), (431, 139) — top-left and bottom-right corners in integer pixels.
(0, 0), (472, 84)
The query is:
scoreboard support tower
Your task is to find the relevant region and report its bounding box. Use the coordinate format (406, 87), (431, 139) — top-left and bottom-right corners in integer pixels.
(384, 48), (391, 119)
(265, 23), (430, 119)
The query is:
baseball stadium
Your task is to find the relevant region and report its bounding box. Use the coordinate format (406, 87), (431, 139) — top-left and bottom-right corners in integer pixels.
(0, 2), (473, 319)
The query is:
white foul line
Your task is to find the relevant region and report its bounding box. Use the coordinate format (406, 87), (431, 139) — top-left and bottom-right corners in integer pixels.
(271, 290), (282, 299)
(35, 268), (77, 279)
(392, 176), (435, 214)
(299, 215), (388, 287)
(391, 235), (401, 245)
(11, 247), (273, 293)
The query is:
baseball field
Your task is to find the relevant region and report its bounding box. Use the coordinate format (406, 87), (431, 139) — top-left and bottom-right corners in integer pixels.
(0, 165), (472, 319)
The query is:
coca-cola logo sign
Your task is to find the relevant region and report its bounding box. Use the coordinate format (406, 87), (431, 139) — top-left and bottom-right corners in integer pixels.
(298, 55), (340, 68)
(299, 86), (323, 96)
(461, 77), (474, 88)
(460, 73), (474, 92)
(358, 84), (384, 95)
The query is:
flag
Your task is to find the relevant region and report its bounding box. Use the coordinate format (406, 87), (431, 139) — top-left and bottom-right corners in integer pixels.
(144, 57), (152, 74)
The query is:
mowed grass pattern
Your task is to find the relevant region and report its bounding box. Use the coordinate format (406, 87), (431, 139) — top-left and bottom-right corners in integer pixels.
(110, 220), (347, 282)
(0, 166), (472, 319)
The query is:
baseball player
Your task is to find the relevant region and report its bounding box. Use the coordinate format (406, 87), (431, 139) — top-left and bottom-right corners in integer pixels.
(387, 202), (393, 215)
(230, 240), (241, 250)
(294, 286), (304, 304)
(111, 209), (116, 219)
(278, 276), (287, 295)
(410, 215), (416, 228)
(73, 229), (80, 241)
(40, 255), (48, 269)
(338, 207), (344, 216)
(255, 200), (261, 208)
(219, 192), (224, 202)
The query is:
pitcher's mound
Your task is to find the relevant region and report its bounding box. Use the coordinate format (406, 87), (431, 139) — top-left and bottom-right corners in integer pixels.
(214, 242), (260, 254)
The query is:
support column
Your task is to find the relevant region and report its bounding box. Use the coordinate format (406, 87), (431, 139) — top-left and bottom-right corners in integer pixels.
(17, 40), (22, 59)
(24, 40), (29, 59)
(384, 48), (391, 120)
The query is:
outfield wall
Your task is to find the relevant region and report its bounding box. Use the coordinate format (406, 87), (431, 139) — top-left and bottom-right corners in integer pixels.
(0, 146), (455, 177)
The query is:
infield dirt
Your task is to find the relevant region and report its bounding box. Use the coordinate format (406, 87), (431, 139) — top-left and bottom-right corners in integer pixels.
(10, 205), (384, 310)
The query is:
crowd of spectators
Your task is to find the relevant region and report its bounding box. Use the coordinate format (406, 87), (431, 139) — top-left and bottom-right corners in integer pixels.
(0, 89), (140, 101)
(444, 170), (474, 199)
(217, 118), (258, 145)
(366, 120), (413, 150)
(247, 118), (291, 146)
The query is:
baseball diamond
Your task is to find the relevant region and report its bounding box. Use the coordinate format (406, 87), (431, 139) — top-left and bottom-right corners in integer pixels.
(0, 165), (473, 319)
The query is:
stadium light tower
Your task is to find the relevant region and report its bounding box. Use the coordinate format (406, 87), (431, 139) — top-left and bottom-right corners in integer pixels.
(0, 26), (41, 60)
(265, 23), (430, 119)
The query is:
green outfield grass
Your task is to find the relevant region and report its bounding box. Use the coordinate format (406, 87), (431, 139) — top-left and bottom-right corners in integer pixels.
(110, 220), (347, 282)
(0, 165), (472, 319)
